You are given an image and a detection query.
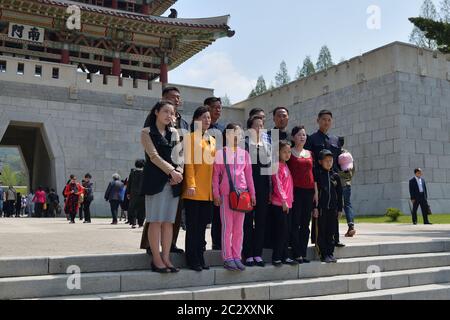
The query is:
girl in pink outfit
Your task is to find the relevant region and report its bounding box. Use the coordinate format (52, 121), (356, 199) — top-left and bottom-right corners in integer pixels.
(213, 123), (256, 271)
(271, 141), (297, 266)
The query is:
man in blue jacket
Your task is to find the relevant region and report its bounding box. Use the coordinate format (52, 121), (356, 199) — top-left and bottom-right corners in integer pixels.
(409, 168), (432, 225)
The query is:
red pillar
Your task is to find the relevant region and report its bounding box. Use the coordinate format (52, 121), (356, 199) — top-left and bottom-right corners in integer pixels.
(142, 1), (150, 15)
(61, 45), (70, 64)
(112, 0), (118, 9)
(160, 57), (168, 85)
(112, 57), (121, 76)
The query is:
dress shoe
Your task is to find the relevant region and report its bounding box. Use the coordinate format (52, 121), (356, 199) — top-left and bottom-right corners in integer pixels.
(335, 242), (346, 248)
(244, 260), (255, 267)
(170, 244), (184, 254)
(202, 265), (210, 270)
(190, 265), (203, 272)
(424, 222), (433, 225)
(255, 260), (266, 267)
(151, 263), (169, 273)
(272, 260), (283, 267)
(284, 258), (299, 266)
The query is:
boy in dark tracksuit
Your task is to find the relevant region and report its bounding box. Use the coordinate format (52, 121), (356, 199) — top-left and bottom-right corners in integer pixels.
(313, 150), (344, 263)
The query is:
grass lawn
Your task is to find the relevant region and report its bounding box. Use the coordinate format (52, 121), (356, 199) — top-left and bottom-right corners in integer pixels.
(341, 214), (450, 224)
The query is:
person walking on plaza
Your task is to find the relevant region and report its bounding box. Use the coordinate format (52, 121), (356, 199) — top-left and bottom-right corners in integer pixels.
(305, 110), (345, 248)
(32, 187), (46, 218)
(64, 176), (84, 224)
(183, 106), (216, 271)
(205, 96), (226, 252)
(15, 193), (22, 217)
(141, 100), (184, 273)
(213, 123), (256, 271)
(338, 137), (357, 237)
(104, 173), (124, 225)
(243, 115), (272, 268)
(26, 190), (34, 217)
(127, 160), (146, 229)
(141, 86), (187, 255)
(119, 178), (128, 223)
(5, 186), (17, 217)
(47, 188), (60, 217)
(409, 168), (432, 225)
(287, 126), (317, 264)
(313, 150), (344, 264)
(82, 173), (94, 223)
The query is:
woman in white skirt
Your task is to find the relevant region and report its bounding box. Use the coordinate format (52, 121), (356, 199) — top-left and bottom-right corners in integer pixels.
(141, 100), (184, 273)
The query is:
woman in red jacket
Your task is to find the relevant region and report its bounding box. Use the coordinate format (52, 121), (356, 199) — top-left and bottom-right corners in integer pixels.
(64, 175), (84, 224)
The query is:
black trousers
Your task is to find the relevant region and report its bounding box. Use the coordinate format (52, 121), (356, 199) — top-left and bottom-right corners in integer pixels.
(34, 202), (43, 218)
(291, 188), (314, 258)
(128, 196), (145, 226)
(412, 194), (430, 224)
(317, 208), (338, 258)
(184, 199), (213, 268)
(110, 200), (120, 223)
(272, 205), (290, 262)
(211, 205), (222, 250)
(243, 192), (269, 259)
(79, 205), (84, 220)
(83, 200), (92, 222)
(264, 205), (275, 249)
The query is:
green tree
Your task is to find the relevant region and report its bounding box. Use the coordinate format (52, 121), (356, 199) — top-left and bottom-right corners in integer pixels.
(409, 17), (450, 53)
(409, 0), (438, 49)
(295, 56), (315, 79)
(249, 76), (267, 98)
(316, 45), (334, 72)
(0, 164), (17, 186)
(275, 61), (291, 87)
(221, 94), (231, 107)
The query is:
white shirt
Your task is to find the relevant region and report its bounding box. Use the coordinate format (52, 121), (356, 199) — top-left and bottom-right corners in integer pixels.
(415, 177), (424, 193)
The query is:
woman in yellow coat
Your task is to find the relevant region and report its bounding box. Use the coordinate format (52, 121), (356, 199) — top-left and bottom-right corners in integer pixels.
(183, 106), (216, 271)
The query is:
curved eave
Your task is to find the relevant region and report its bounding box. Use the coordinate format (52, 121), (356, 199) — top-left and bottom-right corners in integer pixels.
(27, 0), (232, 31)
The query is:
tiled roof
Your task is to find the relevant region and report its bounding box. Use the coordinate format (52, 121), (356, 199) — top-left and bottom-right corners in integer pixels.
(33, 0), (232, 31)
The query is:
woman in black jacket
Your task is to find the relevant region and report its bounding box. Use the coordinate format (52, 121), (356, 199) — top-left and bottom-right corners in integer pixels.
(141, 100), (184, 273)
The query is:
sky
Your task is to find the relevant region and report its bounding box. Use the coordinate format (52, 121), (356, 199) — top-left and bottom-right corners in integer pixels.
(167, 0), (439, 104)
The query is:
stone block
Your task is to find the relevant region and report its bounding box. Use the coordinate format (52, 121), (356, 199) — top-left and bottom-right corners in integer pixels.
(408, 267), (450, 286)
(348, 273), (409, 293)
(269, 277), (349, 300)
(193, 283), (270, 300)
(299, 260), (360, 279)
(120, 269), (215, 292)
(379, 141), (394, 155)
(378, 241), (445, 256)
(215, 264), (298, 286)
(101, 290), (193, 301)
(0, 257), (49, 277)
(0, 273), (121, 300)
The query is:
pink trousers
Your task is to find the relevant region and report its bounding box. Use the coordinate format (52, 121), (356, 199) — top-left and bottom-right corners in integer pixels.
(220, 195), (245, 261)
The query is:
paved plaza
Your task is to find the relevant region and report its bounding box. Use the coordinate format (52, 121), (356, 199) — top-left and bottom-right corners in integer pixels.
(0, 218), (449, 258)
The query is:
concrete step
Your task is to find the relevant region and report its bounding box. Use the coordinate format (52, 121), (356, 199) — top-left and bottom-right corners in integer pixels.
(294, 282), (450, 300)
(1, 240), (448, 278)
(3, 251), (450, 300)
(35, 266), (450, 300)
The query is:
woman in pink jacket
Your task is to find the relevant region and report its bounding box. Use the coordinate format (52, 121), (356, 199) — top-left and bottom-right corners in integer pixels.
(213, 123), (256, 271)
(271, 140), (297, 267)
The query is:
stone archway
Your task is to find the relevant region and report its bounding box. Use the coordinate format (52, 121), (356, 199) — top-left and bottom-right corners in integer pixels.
(0, 111), (66, 194)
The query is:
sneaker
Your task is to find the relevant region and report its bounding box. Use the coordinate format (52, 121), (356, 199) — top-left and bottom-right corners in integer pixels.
(329, 255), (338, 263)
(324, 256), (333, 263)
(234, 259), (246, 271)
(224, 259), (239, 271)
(284, 258), (299, 266)
(272, 260), (283, 267)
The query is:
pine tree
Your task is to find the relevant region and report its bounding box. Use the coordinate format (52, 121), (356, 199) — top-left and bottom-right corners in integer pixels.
(275, 61), (291, 87)
(440, 0), (450, 22)
(409, 0), (438, 49)
(295, 56), (315, 79)
(316, 46), (334, 72)
(268, 81), (275, 91)
(221, 94), (231, 107)
(254, 76), (267, 95)
(409, 17), (450, 53)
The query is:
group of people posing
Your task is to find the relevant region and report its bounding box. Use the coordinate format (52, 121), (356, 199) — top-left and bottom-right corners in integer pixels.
(139, 86), (357, 274)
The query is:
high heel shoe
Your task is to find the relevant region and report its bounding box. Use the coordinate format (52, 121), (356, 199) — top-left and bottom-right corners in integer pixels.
(151, 263), (169, 273)
(168, 266), (180, 273)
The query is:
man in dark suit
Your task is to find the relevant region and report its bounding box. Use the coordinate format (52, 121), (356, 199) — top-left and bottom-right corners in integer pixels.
(409, 168), (432, 225)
